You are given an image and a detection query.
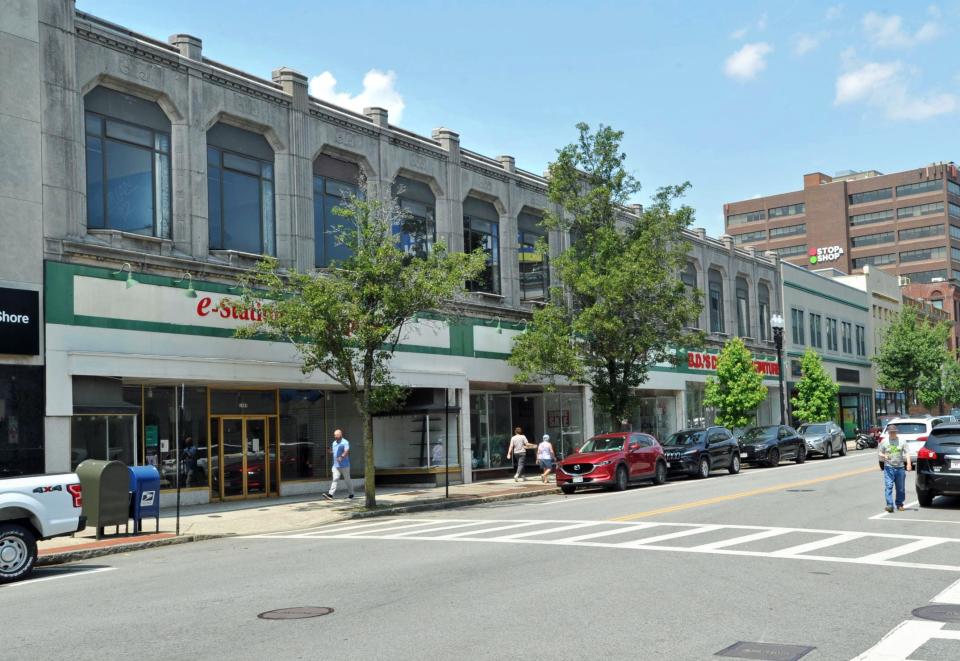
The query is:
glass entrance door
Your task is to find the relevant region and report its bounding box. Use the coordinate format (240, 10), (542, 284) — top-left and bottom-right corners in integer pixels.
(217, 417), (272, 499)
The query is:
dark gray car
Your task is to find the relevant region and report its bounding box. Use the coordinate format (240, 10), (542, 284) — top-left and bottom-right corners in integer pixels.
(797, 422), (846, 459)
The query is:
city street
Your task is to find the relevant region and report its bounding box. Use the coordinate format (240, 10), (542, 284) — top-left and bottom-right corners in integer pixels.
(4, 451), (960, 660)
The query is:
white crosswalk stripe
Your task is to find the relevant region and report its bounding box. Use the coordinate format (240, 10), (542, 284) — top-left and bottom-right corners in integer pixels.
(244, 518), (960, 572)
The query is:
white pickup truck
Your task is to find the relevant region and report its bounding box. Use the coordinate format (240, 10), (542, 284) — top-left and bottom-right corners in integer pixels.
(0, 474), (86, 583)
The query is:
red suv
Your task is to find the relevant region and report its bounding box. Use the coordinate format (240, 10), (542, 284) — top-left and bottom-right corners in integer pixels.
(556, 432), (667, 494)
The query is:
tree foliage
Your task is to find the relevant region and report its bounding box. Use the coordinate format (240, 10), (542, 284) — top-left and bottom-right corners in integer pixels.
(790, 349), (839, 424)
(509, 123), (703, 428)
(233, 181), (486, 507)
(703, 338), (768, 429)
(875, 306), (951, 407)
(917, 357), (960, 412)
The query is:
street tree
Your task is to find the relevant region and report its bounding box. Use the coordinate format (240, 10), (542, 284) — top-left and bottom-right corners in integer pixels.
(917, 357), (960, 413)
(790, 349), (839, 424)
(703, 337), (768, 429)
(509, 123), (702, 429)
(875, 306), (951, 407)
(234, 181), (486, 507)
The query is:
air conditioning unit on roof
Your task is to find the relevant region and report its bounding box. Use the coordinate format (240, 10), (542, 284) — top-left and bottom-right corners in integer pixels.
(898, 275), (911, 286)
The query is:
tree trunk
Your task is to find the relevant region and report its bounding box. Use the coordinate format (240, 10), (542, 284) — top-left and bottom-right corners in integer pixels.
(363, 409), (375, 508)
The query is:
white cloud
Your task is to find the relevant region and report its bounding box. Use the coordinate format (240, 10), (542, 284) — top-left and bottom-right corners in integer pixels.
(826, 5), (843, 21)
(308, 69), (406, 124)
(724, 42), (773, 81)
(794, 34), (821, 56)
(862, 11), (941, 48)
(834, 60), (957, 120)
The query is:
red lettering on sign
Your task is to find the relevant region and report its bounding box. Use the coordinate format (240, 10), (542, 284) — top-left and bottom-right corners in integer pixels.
(686, 351), (779, 376)
(196, 297), (213, 317)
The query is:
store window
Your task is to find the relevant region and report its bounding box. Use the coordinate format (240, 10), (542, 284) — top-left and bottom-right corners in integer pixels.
(207, 122), (275, 255)
(708, 269), (724, 333)
(373, 389), (458, 469)
(279, 389), (326, 481)
(140, 386), (209, 489)
(470, 393), (512, 470)
(543, 391), (584, 460)
(735, 276), (750, 337)
(518, 211), (548, 301)
(392, 177), (436, 258)
(0, 366), (44, 477)
(463, 197), (501, 294)
(627, 395), (677, 441)
(685, 382), (714, 428)
(313, 154), (360, 267)
(83, 86), (171, 238)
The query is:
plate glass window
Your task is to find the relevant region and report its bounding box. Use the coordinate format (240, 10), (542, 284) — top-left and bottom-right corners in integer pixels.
(708, 269), (724, 333)
(83, 87), (171, 238)
(392, 177), (435, 258)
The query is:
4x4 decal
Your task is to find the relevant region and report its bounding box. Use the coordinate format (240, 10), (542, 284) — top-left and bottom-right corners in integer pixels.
(32, 485), (64, 494)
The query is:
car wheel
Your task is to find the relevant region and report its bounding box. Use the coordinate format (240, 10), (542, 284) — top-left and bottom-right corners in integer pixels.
(0, 523), (37, 585)
(612, 465), (629, 491)
(728, 452), (741, 474)
(795, 445), (806, 464)
(839, 439), (847, 456)
(824, 443), (833, 460)
(697, 456), (711, 479)
(560, 483), (577, 495)
(653, 461), (667, 485)
(766, 448), (780, 468)
(917, 488), (935, 508)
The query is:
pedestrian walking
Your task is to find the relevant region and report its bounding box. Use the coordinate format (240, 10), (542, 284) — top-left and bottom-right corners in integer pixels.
(878, 425), (911, 513)
(507, 427), (535, 482)
(322, 429), (354, 501)
(538, 434), (557, 483)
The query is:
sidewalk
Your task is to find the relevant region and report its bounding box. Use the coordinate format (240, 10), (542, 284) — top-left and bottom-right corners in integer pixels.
(37, 476), (559, 565)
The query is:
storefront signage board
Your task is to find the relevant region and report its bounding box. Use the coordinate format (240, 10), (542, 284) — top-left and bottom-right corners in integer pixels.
(0, 287), (39, 355)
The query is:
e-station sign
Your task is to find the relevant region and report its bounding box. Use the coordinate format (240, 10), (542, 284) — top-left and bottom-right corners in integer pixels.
(808, 246), (844, 265)
(0, 287), (40, 355)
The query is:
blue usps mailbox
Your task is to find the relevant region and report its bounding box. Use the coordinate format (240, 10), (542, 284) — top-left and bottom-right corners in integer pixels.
(128, 465), (161, 534)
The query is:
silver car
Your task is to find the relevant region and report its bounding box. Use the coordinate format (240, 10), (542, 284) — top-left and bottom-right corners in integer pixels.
(797, 422), (846, 459)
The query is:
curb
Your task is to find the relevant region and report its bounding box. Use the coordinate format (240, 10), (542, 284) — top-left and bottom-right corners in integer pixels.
(36, 534), (225, 566)
(343, 485), (560, 519)
(36, 486), (559, 565)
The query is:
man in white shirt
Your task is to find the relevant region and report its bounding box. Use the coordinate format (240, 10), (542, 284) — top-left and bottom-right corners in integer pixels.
(507, 427), (536, 482)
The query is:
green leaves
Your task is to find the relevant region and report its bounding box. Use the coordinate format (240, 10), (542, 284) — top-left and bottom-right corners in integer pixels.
(703, 337), (768, 429)
(790, 349), (839, 424)
(875, 306), (951, 407)
(509, 123), (702, 427)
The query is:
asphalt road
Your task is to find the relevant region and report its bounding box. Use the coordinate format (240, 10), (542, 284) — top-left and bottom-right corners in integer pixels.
(4, 450), (960, 661)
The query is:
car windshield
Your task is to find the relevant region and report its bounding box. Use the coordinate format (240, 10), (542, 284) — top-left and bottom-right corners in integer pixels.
(890, 423), (927, 434)
(741, 426), (777, 442)
(662, 431), (704, 446)
(579, 437), (625, 453)
(798, 424), (827, 434)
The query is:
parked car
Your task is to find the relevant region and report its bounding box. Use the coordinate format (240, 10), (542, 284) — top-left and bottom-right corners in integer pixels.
(1, 473), (86, 583)
(879, 417), (947, 463)
(556, 432), (667, 494)
(915, 423), (960, 507)
(738, 425), (806, 467)
(797, 422), (846, 459)
(661, 427), (741, 478)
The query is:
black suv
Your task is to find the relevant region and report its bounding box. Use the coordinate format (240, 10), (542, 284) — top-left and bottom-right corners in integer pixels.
(661, 427), (741, 478)
(916, 423), (960, 507)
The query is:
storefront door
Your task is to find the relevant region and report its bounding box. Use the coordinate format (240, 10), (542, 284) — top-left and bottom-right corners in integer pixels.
(217, 417), (274, 500)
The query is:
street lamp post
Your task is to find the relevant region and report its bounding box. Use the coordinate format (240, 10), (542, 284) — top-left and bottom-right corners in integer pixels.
(770, 314), (786, 425)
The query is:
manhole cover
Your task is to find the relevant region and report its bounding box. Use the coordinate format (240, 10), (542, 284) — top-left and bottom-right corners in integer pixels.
(786, 489), (815, 493)
(258, 607), (334, 620)
(716, 641), (815, 661)
(912, 604), (960, 623)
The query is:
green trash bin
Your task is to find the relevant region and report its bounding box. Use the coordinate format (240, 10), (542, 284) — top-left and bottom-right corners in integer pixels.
(76, 459), (130, 539)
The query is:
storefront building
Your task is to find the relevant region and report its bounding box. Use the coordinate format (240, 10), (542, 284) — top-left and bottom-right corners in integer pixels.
(781, 263), (875, 436)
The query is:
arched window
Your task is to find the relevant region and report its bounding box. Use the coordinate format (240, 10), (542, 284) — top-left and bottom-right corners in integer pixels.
(518, 211), (548, 301)
(758, 283), (770, 341)
(392, 177), (435, 258)
(708, 268), (724, 333)
(207, 122), (275, 255)
(84, 86), (171, 238)
(313, 154), (359, 267)
(930, 290), (944, 309)
(736, 276), (750, 337)
(463, 197), (501, 294)
(681, 262), (697, 289)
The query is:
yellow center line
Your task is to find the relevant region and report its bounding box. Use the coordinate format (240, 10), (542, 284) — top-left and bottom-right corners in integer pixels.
(610, 466), (877, 522)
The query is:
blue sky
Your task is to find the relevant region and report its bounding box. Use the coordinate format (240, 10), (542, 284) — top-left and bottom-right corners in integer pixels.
(77, 1), (959, 236)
